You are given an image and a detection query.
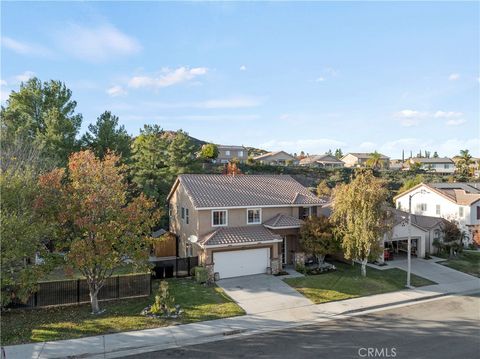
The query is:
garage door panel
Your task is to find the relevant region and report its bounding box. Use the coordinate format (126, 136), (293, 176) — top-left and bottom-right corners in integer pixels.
(214, 248), (270, 279)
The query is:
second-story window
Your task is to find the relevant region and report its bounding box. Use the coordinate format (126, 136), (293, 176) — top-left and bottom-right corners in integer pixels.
(181, 207), (185, 220)
(225, 150), (231, 156)
(459, 207), (464, 217)
(436, 205), (441, 215)
(247, 208), (261, 224)
(300, 207), (311, 220)
(185, 208), (189, 224)
(238, 150), (244, 157)
(212, 210), (228, 226)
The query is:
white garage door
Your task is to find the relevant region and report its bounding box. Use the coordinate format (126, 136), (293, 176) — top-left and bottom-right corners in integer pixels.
(213, 248), (270, 279)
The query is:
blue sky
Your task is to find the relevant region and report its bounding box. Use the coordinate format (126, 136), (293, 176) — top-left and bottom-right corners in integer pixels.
(1, 1), (479, 158)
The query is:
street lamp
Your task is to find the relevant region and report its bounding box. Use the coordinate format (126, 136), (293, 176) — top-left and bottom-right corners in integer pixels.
(407, 188), (429, 288)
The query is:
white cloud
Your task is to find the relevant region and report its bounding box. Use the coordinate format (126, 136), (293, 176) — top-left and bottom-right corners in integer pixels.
(448, 73), (460, 81)
(128, 67), (208, 89)
(260, 138), (346, 154)
(239, 65), (247, 71)
(315, 77), (325, 82)
(0, 80), (7, 86)
(433, 111), (463, 119)
(106, 85), (127, 97)
(0, 88), (10, 103)
(57, 23), (141, 62)
(14, 71), (35, 83)
(375, 138), (479, 158)
(445, 119), (467, 126)
(1, 36), (51, 56)
(395, 109), (427, 119)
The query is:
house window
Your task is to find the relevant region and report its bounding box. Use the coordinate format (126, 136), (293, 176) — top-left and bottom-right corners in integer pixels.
(225, 150), (231, 156)
(444, 164), (450, 169)
(477, 206), (480, 220)
(212, 210), (228, 226)
(459, 207), (464, 217)
(185, 208), (189, 224)
(186, 243), (193, 257)
(238, 150), (244, 157)
(181, 207), (185, 220)
(436, 205), (441, 215)
(416, 203), (427, 212)
(300, 207), (311, 220)
(247, 208), (261, 224)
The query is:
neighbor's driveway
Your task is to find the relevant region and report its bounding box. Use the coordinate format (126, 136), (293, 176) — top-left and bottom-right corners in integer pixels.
(217, 274), (312, 314)
(389, 257), (477, 285)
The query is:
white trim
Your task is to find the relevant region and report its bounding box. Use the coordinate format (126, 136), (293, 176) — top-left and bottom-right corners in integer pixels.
(264, 225), (301, 230)
(211, 209), (228, 227)
(246, 208), (262, 225)
(201, 238), (282, 249)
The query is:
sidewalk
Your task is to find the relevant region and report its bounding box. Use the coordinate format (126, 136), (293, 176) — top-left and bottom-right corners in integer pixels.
(4, 268), (479, 359)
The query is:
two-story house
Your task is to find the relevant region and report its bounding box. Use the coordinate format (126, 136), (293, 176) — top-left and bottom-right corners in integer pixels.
(394, 182), (480, 245)
(167, 174), (325, 280)
(341, 153), (390, 168)
(214, 145), (247, 164)
(407, 157), (455, 174)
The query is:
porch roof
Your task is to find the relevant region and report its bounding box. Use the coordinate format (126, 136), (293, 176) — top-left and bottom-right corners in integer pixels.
(263, 214), (303, 229)
(198, 225), (283, 247)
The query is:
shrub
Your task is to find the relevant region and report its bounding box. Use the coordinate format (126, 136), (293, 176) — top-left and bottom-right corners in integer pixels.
(150, 280), (174, 316)
(194, 266), (208, 283)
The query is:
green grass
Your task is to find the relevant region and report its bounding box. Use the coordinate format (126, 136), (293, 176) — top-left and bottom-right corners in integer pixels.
(439, 251), (480, 278)
(284, 261), (435, 304)
(0, 279), (244, 346)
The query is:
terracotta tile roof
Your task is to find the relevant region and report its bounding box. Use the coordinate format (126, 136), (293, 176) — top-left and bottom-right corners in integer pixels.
(429, 183), (480, 205)
(199, 225), (282, 247)
(253, 151), (295, 160)
(263, 214), (303, 228)
(176, 174), (325, 208)
(299, 154), (344, 165)
(411, 157), (454, 164)
(344, 152), (390, 160)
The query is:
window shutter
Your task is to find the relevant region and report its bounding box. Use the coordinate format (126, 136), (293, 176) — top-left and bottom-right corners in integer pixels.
(312, 206), (317, 216)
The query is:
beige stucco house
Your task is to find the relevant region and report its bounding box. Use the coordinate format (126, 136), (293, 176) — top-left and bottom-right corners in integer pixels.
(253, 151), (298, 166)
(167, 174), (325, 280)
(341, 152), (390, 168)
(214, 145), (247, 164)
(299, 154), (344, 168)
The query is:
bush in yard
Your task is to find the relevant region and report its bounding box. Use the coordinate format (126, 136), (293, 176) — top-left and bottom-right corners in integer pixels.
(150, 281), (175, 316)
(194, 266), (208, 283)
(300, 216), (340, 268)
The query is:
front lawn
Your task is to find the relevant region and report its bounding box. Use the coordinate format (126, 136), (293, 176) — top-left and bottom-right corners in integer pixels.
(1, 279), (244, 346)
(284, 261), (435, 304)
(439, 251), (480, 278)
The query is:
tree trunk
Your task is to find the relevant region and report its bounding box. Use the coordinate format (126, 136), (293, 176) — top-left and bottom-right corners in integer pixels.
(360, 259), (368, 277)
(90, 290), (101, 314)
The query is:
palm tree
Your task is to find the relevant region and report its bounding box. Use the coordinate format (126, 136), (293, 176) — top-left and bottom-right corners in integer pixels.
(366, 151), (384, 170)
(457, 149), (473, 176)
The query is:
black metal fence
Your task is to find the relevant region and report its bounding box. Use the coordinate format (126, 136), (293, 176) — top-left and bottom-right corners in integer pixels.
(151, 256), (198, 279)
(24, 273), (151, 308)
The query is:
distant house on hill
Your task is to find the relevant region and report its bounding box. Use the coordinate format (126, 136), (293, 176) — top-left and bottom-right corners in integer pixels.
(407, 157), (455, 174)
(299, 154), (344, 168)
(214, 145), (248, 164)
(341, 152), (390, 168)
(253, 151), (298, 166)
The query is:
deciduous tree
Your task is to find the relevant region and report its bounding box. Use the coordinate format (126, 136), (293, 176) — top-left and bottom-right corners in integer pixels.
(37, 150), (159, 314)
(332, 170), (391, 277)
(300, 216), (339, 267)
(199, 143), (219, 161)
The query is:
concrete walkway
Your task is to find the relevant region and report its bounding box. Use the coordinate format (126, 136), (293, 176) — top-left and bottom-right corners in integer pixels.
(216, 274), (312, 314)
(4, 262), (479, 359)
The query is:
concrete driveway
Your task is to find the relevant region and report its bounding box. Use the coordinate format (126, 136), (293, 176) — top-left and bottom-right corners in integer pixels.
(388, 257), (477, 285)
(217, 274), (312, 314)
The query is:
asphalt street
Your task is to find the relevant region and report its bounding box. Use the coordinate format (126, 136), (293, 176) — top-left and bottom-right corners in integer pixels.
(123, 293), (480, 359)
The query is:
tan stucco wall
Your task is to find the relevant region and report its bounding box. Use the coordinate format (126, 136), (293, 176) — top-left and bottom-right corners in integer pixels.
(169, 182), (199, 257)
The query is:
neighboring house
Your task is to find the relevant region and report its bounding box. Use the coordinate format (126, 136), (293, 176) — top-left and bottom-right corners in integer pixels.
(215, 145), (248, 164)
(407, 157), (455, 174)
(389, 159), (404, 171)
(299, 154), (344, 168)
(381, 209), (449, 260)
(253, 151), (298, 166)
(167, 174), (325, 280)
(394, 182), (480, 245)
(341, 153), (390, 168)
